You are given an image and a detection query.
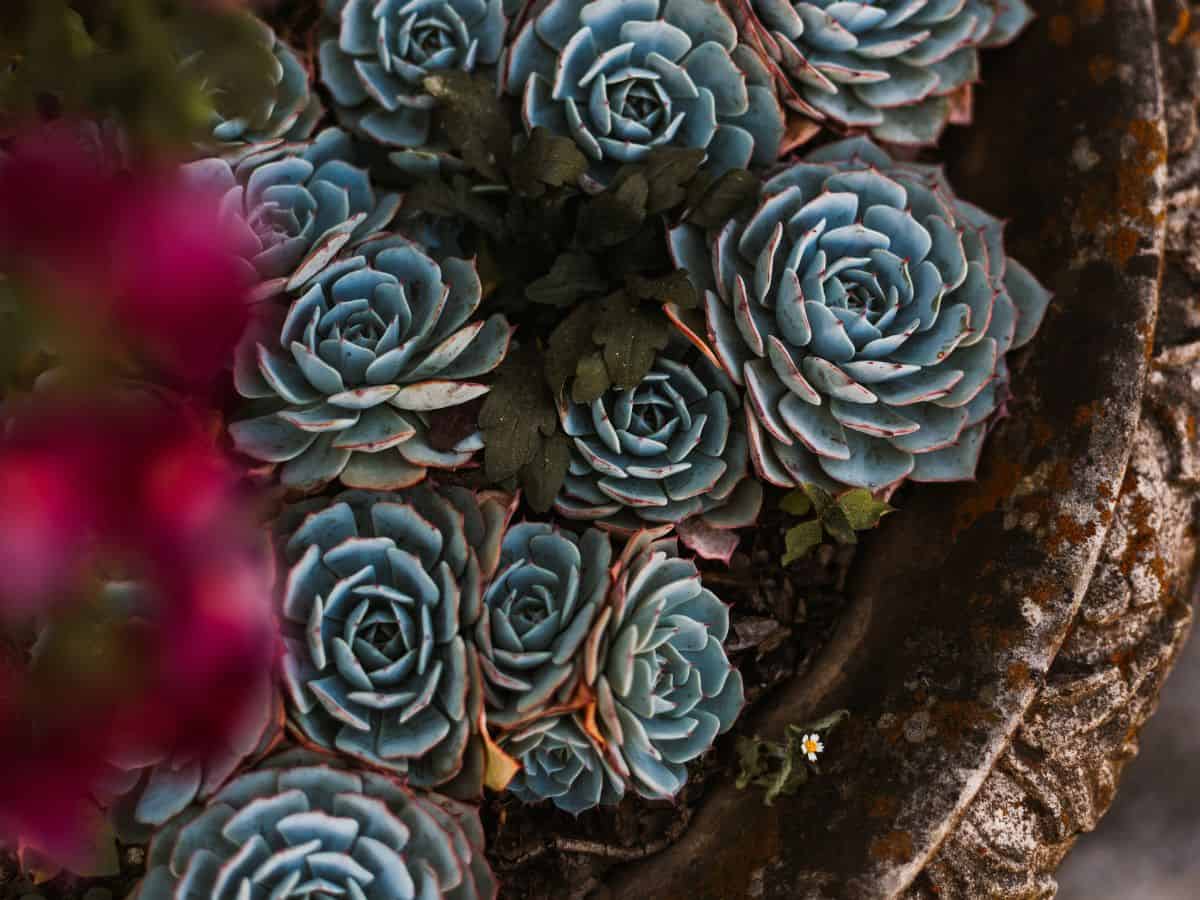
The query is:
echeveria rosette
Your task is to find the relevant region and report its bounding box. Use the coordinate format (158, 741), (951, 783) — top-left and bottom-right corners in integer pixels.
(587, 527), (742, 802)
(501, 713), (624, 814)
(231, 235), (512, 493)
(277, 487), (515, 797)
(473, 522), (612, 728)
(184, 128), (402, 296)
(503, 0), (786, 188)
(318, 0), (507, 171)
(736, 0), (1034, 144)
(669, 137), (1051, 492)
(206, 16), (324, 147)
(130, 749), (497, 900)
(555, 353), (763, 562)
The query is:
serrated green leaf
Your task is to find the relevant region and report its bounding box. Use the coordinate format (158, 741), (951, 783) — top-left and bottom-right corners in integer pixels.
(521, 430), (571, 513)
(838, 488), (895, 531)
(593, 293), (670, 390)
(403, 177), (506, 238)
(801, 482), (836, 516)
(821, 505), (858, 546)
(635, 146), (706, 213)
(579, 172), (649, 249)
(779, 489), (813, 517)
(511, 127), (588, 196)
(687, 168), (761, 229)
(527, 252), (608, 306)
(423, 71), (512, 180)
(782, 520), (825, 566)
(479, 347), (558, 482)
(571, 352), (610, 403)
(625, 270), (699, 310)
(546, 305), (601, 395)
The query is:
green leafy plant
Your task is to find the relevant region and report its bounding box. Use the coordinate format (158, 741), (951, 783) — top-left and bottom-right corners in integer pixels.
(736, 710), (850, 806)
(781, 485), (895, 566)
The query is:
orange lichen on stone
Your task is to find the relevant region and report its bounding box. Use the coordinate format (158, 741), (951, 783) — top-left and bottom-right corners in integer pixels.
(1007, 661), (1032, 688)
(870, 831), (914, 864)
(1078, 0), (1105, 20)
(1046, 513), (1098, 553)
(954, 458), (1024, 539)
(1106, 227), (1140, 267)
(1048, 14), (1073, 45)
(1088, 55), (1117, 84)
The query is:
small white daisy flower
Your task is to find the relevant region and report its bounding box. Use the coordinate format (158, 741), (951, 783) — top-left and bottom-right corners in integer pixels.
(801, 733), (824, 762)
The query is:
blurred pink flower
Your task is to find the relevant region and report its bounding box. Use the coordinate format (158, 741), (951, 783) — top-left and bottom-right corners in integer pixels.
(0, 398), (278, 865)
(0, 121), (253, 386)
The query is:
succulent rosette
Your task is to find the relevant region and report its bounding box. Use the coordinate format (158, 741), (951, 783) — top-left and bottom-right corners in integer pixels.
(501, 713), (624, 814)
(734, 0), (1034, 144)
(503, 0), (785, 187)
(184, 128), (402, 295)
(669, 137), (1050, 491)
(231, 235), (512, 492)
(583, 527), (742, 803)
(318, 0), (507, 170)
(555, 352), (763, 560)
(276, 487), (514, 796)
(204, 16), (324, 146)
(130, 749), (497, 900)
(473, 522), (611, 728)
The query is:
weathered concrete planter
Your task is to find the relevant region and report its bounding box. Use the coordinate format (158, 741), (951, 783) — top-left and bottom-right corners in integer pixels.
(596, 0), (1200, 896)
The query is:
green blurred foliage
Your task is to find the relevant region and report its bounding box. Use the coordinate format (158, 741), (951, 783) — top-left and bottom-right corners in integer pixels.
(0, 0), (276, 147)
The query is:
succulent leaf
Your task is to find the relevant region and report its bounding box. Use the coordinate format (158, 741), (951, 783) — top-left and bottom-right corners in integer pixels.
(232, 236), (511, 493)
(670, 137), (1051, 493)
(276, 486), (515, 797)
(732, 0), (1035, 144)
(129, 749), (497, 900)
(503, 0), (785, 188)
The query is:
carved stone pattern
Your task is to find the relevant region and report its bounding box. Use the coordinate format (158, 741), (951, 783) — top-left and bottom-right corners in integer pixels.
(904, 7), (1200, 896)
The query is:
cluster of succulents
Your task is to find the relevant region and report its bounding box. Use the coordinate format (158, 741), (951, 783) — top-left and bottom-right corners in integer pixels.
(6, 1), (1052, 895)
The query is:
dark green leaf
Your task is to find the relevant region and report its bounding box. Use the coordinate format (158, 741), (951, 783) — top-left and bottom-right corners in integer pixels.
(636, 147), (706, 213)
(779, 489), (813, 517)
(801, 482), (836, 516)
(687, 169), (761, 230)
(571, 352), (610, 403)
(423, 71), (512, 180)
(579, 172), (649, 249)
(592, 293), (670, 389)
(402, 177), (505, 238)
(546, 305), (601, 395)
(479, 347), (558, 482)
(838, 488), (895, 531)
(625, 270), (699, 310)
(782, 520), (824, 566)
(511, 128), (588, 196)
(521, 431), (571, 513)
(820, 505), (858, 546)
(526, 252), (608, 307)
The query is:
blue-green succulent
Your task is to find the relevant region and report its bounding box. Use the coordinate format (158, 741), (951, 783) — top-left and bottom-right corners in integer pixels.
(129, 749), (497, 900)
(503, 0), (786, 188)
(669, 137), (1050, 492)
(184, 129), (402, 296)
(555, 351), (763, 557)
(205, 17), (324, 146)
(473, 522), (611, 728)
(230, 235), (511, 493)
(318, 0), (508, 167)
(276, 487), (513, 796)
(506, 527), (742, 808)
(735, 0), (1034, 144)
(501, 713), (624, 814)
